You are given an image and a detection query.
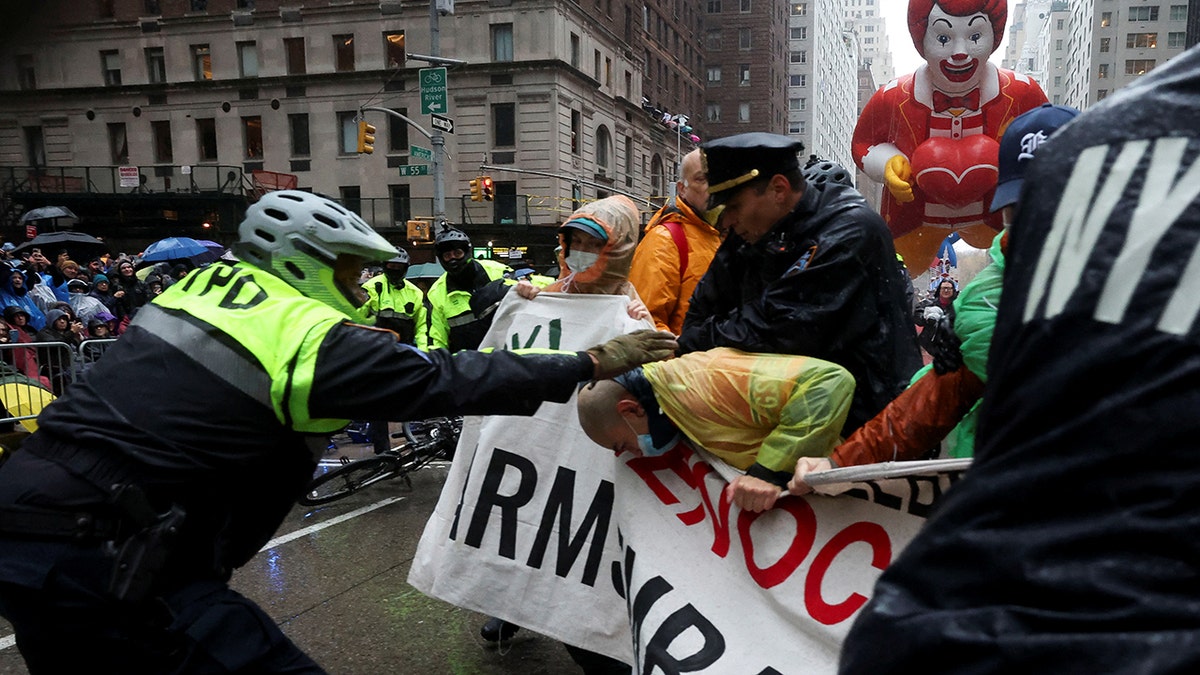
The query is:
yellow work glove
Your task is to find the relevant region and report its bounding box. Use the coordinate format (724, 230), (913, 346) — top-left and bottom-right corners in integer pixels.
(586, 329), (678, 380)
(884, 154), (915, 204)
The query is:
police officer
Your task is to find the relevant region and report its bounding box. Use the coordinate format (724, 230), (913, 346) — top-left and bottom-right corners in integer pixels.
(361, 247), (427, 349)
(0, 190), (677, 674)
(426, 228), (513, 352)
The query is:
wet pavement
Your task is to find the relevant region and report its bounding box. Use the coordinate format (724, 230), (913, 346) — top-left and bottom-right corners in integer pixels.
(0, 438), (586, 674)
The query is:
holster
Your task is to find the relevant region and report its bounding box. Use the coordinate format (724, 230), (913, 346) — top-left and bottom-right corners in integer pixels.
(106, 484), (187, 603)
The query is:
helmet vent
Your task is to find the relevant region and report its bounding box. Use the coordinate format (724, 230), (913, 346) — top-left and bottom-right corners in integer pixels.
(284, 260), (305, 280)
(253, 228), (277, 243)
(312, 212), (341, 229)
(279, 193), (304, 202)
(264, 208), (289, 222)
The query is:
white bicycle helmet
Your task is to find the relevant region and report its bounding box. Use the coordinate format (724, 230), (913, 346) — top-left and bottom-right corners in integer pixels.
(233, 190), (395, 316)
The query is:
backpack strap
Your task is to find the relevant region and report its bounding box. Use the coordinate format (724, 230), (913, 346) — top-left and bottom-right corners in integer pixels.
(659, 219), (689, 279)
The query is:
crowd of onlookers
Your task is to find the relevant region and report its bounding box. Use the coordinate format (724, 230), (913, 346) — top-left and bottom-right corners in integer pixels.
(0, 241), (193, 395)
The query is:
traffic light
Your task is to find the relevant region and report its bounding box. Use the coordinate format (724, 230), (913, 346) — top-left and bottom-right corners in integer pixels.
(356, 119), (376, 154)
(469, 177), (483, 202)
(481, 175), (495, 202)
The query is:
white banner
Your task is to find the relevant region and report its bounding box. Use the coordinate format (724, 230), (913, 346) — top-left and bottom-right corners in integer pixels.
(409, 294), (969, 671)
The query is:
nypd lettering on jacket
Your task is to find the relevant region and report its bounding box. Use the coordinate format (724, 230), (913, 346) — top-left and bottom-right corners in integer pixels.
(1023, 137), (1200, 334)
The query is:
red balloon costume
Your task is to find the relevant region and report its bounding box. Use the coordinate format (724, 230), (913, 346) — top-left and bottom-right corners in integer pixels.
(852, 0), (1047, 274)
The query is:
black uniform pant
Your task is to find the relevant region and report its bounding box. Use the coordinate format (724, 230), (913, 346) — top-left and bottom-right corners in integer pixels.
(0, 558), (324, 675)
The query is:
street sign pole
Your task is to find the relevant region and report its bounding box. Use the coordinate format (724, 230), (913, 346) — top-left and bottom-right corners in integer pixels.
(429, 0), (446, 233)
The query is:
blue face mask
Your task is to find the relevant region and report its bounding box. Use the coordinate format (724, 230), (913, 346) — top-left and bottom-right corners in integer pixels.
(625, 416), (676, 457)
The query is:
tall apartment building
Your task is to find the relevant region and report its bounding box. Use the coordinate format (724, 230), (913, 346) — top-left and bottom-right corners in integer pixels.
(0, 0), (704, 262)
(844, 0), (893, 88)
(700, 0), (788, 138)
(1013, 0), (1193, 110)
(787, 0), (857, 173)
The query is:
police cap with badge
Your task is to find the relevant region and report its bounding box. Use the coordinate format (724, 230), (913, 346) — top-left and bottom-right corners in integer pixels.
(701, 133), (806, 207)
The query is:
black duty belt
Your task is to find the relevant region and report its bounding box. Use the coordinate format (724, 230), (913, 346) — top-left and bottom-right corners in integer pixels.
(0, 503), (124, 542)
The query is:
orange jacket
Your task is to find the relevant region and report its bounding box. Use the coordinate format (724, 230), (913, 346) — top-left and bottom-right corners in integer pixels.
(628, 197), (721, 334)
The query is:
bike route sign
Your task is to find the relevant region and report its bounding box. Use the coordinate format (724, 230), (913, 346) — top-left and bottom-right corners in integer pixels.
(420, 67), (448, 115)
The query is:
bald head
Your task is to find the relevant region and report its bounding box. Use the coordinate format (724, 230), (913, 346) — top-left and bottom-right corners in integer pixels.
(678, 149), (709, 211)
(577, 379), (645, 454)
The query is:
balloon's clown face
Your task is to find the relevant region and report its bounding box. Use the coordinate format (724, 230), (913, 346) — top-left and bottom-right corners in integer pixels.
(922, 4), (996, 92)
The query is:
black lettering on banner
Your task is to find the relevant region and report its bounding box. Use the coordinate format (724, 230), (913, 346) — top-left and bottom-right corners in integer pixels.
(904, 475), (944, 519)
(525, 467), (614, 586)
(463, 448), (538, 559)
(643, 605), (726, 675)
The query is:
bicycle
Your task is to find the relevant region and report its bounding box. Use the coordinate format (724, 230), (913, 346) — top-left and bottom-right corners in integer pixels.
(300, 416), (462, 506)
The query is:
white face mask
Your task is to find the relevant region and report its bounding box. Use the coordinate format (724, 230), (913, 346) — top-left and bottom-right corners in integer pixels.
(566, 250), (600, 274)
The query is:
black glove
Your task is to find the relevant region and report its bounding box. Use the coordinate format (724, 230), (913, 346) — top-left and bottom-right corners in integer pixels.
(927, 315), (964, 375)
(586, 330), (679, 380)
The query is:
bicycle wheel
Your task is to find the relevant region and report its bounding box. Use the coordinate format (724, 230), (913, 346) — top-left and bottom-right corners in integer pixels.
(301, 456), (395, 506)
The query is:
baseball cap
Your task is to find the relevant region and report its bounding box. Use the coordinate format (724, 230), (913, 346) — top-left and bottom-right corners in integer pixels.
(990, 103), (1081, 213)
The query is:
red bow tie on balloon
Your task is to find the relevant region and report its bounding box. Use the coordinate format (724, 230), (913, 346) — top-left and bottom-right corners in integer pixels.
(932, 89), (981, 113)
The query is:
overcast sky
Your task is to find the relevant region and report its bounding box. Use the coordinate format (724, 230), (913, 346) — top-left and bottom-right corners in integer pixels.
(879, 2), (1013, 77)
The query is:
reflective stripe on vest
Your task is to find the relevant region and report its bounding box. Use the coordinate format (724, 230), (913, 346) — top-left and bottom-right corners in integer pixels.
(150, 262), (350, 433)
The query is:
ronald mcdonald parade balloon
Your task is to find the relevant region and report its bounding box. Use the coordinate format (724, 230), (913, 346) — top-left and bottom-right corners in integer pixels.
(852, 0), (1047, 275)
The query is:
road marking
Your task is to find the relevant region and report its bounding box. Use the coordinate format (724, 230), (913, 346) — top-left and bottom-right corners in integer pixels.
(259, 496), (405, 551)
(0, 498), (405, 653)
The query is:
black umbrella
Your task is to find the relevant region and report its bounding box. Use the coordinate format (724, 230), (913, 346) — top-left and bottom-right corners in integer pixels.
(17, 206), (78, 225)
(12, 231), (106, 261)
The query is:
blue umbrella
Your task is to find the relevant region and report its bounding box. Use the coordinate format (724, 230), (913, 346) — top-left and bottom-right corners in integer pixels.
(142, 237), (209, 262)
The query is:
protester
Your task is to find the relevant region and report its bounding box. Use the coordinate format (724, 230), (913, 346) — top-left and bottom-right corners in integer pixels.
(789, 103), (1082, 492)
(680, 132), (922, 434)
(486, 195), (650, 666)
(426, 228), (513, 352)
(628, 148), (721, 334)
(579, 347), (853, 512)
(0, 190), (677, 674)
(840, 44), (1200, 675)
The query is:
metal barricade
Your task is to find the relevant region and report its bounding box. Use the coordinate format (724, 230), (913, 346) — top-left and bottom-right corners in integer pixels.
(0, 339), (119, 428)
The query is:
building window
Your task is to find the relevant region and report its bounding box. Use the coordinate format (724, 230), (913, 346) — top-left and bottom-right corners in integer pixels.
(739, 64), (750, 85)
(388, 107), (409, 153)
(624, 135), (633, 187)
(1170, 4), (1188, 20)
(99, 0), (115, 18)
(339, 186), (361, 216)
(243, 116), (263, 159)
(24, 127), (45, 167)
(596, 125), (612, 174)
(706, 102), (720, 122)
(738, 102), (750, 122)
(190, 0), (207, 11)
(790, 26), (807, 40)
(1128, 6), (1159, 21)
(1168, 32), (1186, 48)
(390, 184), (411, 224)
(235, 41), (258, 78)
(108, 123), (129, 164)
(197, 118), (218, 161)
(1098, 63), (1110, 78)
(151, 120), (173, 163)
(791, 2), (806, 16)
(571, 109), (582, 155)
(650, 154), (664, 198)
(493, 103), (515, 147)
(1056, 18), (1064, 30)
(1126, 59), (1156, 75)
(288, 114), (309, 157)
(384, 31), (405, 68)
(16, 55), (36, 90)
(491, 23), (514, 62)
(594, 50), (601, 80)
(338, 111), (358, 155)
(145, 47), (166, 84)
(1126, 33), (1158, 49)
(706, 0), (721, 13)
(144, 0), (160, 13)
(707, 66), (721, 83)
(237, 0), (254, 8)
(1055, 39), (1063, 51)
(705, 30), (722, 50)
(1096, 89), (1108, 101)
(570, 33), (580, 68)
(1100, 37), (1111, 52)
(739, 28), (752, 49)
(740, 0), (750, 10)
(284, 37), (306, 75)
(334, 34), (355, 72)
(789, 97), (805, 111)
(191, 44), (212, 81)
(790, 50), (807, 64)
(1100, 12), (1111, 27)
(101, 50), (122, 86)
(789, 74), (805, 86)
